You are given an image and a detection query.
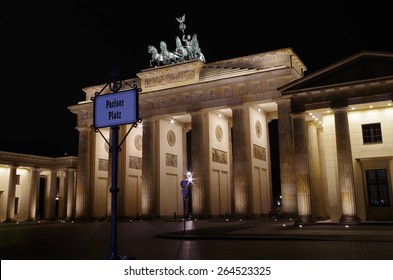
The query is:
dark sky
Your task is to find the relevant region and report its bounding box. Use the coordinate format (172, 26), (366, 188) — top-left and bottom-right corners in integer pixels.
(2, 2), (393, 157)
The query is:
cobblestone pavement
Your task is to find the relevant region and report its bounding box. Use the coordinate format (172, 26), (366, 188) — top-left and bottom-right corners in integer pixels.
(1, 218), (393, 260)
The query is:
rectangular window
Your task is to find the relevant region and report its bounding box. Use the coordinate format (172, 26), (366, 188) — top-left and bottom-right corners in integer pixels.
(366, 169), (390, 207)
(362, 123), (382, 144)
(14, 197), (19, 214)
(16, 174), (20, 185)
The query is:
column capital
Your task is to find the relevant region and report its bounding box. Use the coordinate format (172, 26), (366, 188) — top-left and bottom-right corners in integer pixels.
(291, 111), (307, 118)
(331, 99), (349, 110)
(230, 104), (248, 112)
(306, 119), (322, 128)
(77, 126), (93, 132)
(189, 109), (209, 117)
(275, 97), (291, 106)
(332, 106), (348, 113)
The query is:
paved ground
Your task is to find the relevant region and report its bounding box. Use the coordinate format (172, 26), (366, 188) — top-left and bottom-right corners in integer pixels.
(1, 217), (393, 260)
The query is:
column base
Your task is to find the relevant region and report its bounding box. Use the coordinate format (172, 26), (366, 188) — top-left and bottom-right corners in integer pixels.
(339, 214), (361, 224)
(280, 212), (297, 220)
(3, 218), (17, 223)
(74, 216), (91, 222)
(294, 214), (316, 225)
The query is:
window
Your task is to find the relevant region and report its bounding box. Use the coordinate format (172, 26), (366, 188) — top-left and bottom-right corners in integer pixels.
(362, 123), (382, 144)
(16, 174), (20, 185)
(366, 169), (390, 207)
(14, 197), (19, 214)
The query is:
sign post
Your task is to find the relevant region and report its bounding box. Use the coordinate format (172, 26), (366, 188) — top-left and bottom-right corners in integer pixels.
(108, 125), (120, 260)
(93, 89), (139, 129)
(92, 83), (141, 260)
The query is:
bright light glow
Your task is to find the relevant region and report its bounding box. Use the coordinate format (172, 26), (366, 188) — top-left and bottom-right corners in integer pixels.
(186, 171), (193, 184)
(170, 118), (175, 124)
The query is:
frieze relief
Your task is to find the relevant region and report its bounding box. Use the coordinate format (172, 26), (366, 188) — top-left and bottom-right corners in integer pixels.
(138, 60), (205, 92)
(129, 156), (142, 170)
(210, 89), (219, 100)
(253, 144), (266, 161)
(212, 148), (227, 164)
(139, 77), (285, 118)
(224, 87), (233, 98)
(98, 158), (108, 171)
(163, 95), (181, 108)
(207, 51), (293, 70)
(144, 69), (195, 88)
(166, 153), (178, 167)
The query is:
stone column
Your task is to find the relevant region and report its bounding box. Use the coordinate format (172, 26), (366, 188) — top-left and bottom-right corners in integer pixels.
(46, 170), (58, 220)
(141, 118), (158, 218)
(75, 127), (91, 219)
(232, 106), (251, 217)
(307, 121), (326, 219)
(190, 111), (209, 218)
(66, 169), (76, 220)
(317, 126), (330, 218)
(27, 168), (40, 221)
(57, 171), (66, 219)
(333, 107), (361, 224)
(292, 112), (315, 225)
(228, 119), (234, 215)
(277, 99), (297, 217)
(5, 165), (17, 222)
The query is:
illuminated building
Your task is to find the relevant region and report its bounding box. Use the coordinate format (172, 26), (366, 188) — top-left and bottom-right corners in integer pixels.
(1, 49), (392, 223)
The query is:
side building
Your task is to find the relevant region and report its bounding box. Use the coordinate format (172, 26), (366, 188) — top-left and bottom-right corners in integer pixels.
(0, 152), (77, 222)
(278, 51), (393, 224)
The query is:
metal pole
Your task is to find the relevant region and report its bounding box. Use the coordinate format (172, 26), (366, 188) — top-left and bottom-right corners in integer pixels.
(108, 125), (119, 260)
(183, 196), (186, 233)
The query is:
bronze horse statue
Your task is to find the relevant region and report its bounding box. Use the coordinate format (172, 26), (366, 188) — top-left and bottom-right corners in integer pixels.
(148, 45), (163, 67)
(148, 34), (205, 67)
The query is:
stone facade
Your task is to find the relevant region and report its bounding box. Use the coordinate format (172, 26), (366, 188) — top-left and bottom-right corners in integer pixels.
(68, 48), (302, 220)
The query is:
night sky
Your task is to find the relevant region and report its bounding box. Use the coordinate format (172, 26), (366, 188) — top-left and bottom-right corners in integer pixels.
(2, 2), (393, 157)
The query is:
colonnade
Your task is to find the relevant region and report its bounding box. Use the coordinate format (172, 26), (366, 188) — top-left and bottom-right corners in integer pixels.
(278, 100), (361, 224)
(0, 153), (77, 222)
